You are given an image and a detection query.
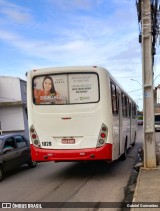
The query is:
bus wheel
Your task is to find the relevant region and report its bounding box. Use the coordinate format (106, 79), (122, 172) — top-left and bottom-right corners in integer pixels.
(0, 165), (4, 182)
(120, 141), (127, 161)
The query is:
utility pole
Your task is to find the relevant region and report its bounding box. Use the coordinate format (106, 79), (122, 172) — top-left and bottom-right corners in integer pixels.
(141, 0), (156, 168)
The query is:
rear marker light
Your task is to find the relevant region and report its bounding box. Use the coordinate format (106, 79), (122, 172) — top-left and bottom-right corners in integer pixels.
(30, 125), (41, 148)
(102, 127), (107, 131)
(97, 123), (108, 148)
(32, 134), (37, 139)
(101, 133), (106, 138)
(99, 139), (105, 144)
(30, 128), (35, 133)
(34, 140), (39, 145)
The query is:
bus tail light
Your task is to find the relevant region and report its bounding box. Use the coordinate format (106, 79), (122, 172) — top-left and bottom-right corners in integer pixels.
(30, 125), (41, 148)
(97, 124), (108, 147)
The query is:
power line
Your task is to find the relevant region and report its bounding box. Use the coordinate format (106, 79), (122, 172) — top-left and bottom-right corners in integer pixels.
(128, 88), (142, 93)
(115, 75), (142, 79)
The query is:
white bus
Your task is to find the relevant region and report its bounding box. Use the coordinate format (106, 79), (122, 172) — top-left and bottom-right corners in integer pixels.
(27, 66), (137, 162)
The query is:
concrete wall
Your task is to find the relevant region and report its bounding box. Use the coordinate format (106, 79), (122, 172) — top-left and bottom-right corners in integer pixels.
(0, 77), (21, 102)
(0, 76), (29, 139)
(20, 79), (27, 103)
(0, 106), (24, 131)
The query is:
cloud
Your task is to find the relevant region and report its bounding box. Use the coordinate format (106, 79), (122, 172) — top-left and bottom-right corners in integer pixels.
(0, 29), (94, 61)
(0, 29), (17, 40)
(113, 0), (131, 5)
(0, 13), (141, 73)
(0, 1), (142, 80)
(108, 38), (141, 61)
(1, 8), (32, 23)
(48, 0), (103, 11)
(0, 0), (22, 8)
(0, 0), (33, 24)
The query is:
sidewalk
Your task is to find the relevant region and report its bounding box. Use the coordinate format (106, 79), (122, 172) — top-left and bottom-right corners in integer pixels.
(131, 165), (160, 211)
(129, 128), (160, 210)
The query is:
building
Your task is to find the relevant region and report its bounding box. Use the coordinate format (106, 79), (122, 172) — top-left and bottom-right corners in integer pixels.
(157, 84), (160, 103)
(0, 76), (29, 138)
(154, 84), (160, 113)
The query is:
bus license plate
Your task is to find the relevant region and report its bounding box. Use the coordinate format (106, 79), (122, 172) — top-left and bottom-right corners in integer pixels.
(61, 139), (75, 144)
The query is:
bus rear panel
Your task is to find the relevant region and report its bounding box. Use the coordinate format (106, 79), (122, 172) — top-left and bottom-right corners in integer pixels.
(27, 66), (137, 162)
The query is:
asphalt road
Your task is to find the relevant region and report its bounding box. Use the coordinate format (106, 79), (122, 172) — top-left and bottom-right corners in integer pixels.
(0, 127), (143, 211)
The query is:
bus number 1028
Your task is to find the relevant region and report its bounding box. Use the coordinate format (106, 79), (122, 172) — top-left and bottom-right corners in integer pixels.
(42, 142), (52, 146)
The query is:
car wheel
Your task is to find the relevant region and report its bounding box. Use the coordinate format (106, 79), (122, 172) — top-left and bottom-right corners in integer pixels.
(28, 158), (37, 168)
(0, 165), (4, 182)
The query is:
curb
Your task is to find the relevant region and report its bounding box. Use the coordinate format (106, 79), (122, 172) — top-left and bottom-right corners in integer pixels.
(130, 167), (142, 211)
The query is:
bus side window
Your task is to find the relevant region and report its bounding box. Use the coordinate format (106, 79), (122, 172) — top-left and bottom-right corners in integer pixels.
(121, 93), (130, 117)
(111, 82), (118, 115)
(122, 93), (126, 117)
(132, 103), (136, 118)
(126, 97), (130, 117)
(129, 102), (131, 117)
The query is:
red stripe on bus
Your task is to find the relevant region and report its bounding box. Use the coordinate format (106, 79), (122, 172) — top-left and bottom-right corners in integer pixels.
(30, 144), (112, 162)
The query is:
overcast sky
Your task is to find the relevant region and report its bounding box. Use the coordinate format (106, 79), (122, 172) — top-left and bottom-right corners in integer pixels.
(0, 0), (160, 110)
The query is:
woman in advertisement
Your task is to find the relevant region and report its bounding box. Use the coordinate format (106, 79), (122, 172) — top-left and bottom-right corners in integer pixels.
(36, 76), (64, 104)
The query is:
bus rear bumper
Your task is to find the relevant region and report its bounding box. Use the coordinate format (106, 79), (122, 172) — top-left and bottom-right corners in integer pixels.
(30, 144), (112, 162)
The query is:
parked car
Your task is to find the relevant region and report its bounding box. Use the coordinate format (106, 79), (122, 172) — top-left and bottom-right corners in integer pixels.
(137, 119), (143, 125)
(0, 134), (37, 181)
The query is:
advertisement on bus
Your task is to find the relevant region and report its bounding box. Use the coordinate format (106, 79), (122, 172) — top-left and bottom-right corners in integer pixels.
(33, 73), (99, 105)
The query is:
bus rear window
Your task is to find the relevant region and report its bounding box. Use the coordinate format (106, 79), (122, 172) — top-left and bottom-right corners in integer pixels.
(33, 73), (99, 105)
